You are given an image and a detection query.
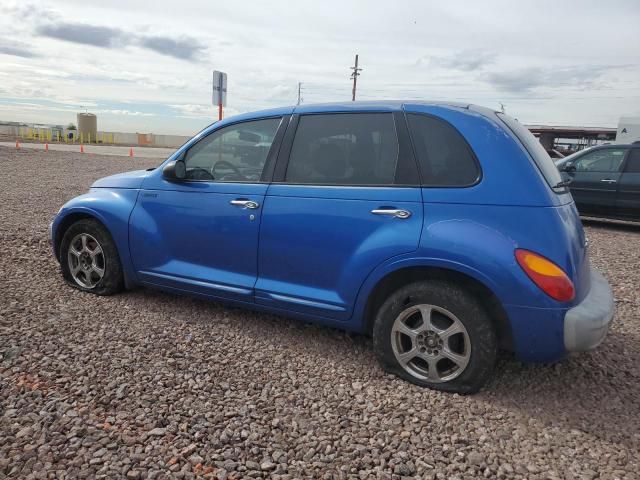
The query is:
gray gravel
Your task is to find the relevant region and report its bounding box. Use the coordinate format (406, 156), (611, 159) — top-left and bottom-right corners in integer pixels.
(1, 145), (639, 479)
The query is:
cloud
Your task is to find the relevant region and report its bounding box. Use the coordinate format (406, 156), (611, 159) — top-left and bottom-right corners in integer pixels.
(485, 65), (618, 93)
(139, 36), (206, 61)
(420, 50), (495, 71)
(98, 109), (155, 116)
(0, 39), (38, 58)
(36, 22), (128, 48)
(169, 104), (213, 117)
(34, 19), (206, 61)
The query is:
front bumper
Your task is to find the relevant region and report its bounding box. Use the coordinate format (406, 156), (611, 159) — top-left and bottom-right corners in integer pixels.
(564, 267), (614, 352)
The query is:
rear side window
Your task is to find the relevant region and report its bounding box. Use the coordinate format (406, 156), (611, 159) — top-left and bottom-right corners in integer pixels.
(285, 113), (398, 185)
(624, 149), (640, 173)
(497, 113), (564, 190)
(406, 113), (480, 187)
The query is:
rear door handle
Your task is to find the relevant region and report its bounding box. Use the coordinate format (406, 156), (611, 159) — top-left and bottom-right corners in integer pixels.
(600, 179), (617, 183)
(230, 199), (260, 209)
(371, 208), (411, 219)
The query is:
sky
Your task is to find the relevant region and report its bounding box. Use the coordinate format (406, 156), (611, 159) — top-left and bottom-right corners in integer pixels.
(1, 0), (639, 135)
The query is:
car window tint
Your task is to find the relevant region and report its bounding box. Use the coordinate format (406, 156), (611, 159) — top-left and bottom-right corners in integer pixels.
(624, 149), (640, 173)
(406, 113), (479, 186)
(184, 118), (281, 181)
(573, 149), (627, 173)
(285, 113), (398, 185)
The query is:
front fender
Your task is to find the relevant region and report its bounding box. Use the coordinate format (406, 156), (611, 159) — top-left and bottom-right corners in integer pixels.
(52, 188), (140, 288)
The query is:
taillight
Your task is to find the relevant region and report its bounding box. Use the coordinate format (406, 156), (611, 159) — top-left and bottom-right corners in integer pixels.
(515, 249), (575, 302)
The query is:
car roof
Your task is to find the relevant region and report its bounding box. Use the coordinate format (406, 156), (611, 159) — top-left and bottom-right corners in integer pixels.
(237, 100), (494, 117)
(575, 143), (639, 151)
(210, 100), (501, 131)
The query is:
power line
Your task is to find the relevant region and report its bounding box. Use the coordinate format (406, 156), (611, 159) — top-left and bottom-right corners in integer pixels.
(350, 54), (362, 101)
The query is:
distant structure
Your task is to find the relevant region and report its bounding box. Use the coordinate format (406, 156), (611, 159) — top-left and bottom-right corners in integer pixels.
(77, 113), (97, 142)
(526, 124), (617, 153)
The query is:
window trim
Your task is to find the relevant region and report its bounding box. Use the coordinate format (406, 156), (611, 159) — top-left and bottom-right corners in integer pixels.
(272, 111), (420, 188)
(177, 115), (288, 184)
(405, 112), (483, 188)
(572, 147), (629, 174)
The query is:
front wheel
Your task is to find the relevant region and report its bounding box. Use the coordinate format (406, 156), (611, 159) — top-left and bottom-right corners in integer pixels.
(59, 219), (124, 295)
(372, 280), (497, 394)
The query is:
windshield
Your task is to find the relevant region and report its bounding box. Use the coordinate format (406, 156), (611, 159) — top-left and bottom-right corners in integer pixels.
(497, 113), (564, 191)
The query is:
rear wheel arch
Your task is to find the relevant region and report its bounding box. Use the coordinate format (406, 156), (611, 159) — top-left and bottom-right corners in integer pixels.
(363, 266), (513, 351)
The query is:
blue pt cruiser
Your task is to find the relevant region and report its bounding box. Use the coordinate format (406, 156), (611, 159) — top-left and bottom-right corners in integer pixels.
(51, 101), (614, 393)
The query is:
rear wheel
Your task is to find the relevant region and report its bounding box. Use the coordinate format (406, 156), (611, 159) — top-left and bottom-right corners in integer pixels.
(373, 280), (497, 393)
(60, 219), (124, 295)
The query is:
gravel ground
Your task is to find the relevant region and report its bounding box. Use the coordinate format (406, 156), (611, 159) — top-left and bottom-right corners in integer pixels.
(1, 145), (639, 480)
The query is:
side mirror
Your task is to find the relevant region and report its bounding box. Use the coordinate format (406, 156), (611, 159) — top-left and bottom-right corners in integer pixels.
(561, 163), (576, 173)
(162, 160), (186, 180)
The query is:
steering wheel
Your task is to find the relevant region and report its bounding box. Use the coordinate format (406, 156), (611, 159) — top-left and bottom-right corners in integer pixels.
(187, 167), (214, 180)
(213, 160), (246, 180)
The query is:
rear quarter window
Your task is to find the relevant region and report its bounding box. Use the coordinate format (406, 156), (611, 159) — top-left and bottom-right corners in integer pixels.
(406, 113), (480, 187)
(497, 113), (564, 190)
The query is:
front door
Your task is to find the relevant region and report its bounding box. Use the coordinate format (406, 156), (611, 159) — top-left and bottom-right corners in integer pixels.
(568, 147), (627, 216)
(255, 112), (424, 321)
(129, 116), (285, 301)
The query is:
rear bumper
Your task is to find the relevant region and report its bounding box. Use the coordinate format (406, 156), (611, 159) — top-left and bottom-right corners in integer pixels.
(564, 267), (614, 352)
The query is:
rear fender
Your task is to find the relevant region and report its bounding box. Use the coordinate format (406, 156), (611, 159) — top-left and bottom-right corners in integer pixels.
(351, 218), (561, 331)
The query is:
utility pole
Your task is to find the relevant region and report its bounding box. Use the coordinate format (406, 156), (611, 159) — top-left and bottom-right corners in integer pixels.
(297, 82), (303, 105)
(350, 54), (362, 101)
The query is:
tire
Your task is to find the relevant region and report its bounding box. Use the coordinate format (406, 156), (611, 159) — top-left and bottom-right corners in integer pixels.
(59, 219), (124, 296)
(372, 280), (497, 394)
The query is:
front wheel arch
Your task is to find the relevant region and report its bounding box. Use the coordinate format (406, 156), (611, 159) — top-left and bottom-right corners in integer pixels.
(59, 217), (124, 295)
(363, 266), (513, 352)
(54, 212), (101, 261)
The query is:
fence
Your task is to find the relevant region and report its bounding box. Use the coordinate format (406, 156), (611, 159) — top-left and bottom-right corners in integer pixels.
(0, 125), (190, 148)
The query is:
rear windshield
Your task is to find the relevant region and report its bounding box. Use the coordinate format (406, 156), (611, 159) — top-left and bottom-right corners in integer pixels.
(497, 113), (564, 191)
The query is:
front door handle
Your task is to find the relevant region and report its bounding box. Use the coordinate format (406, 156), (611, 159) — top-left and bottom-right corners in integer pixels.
(600, 179), (617, 183)
(371, 208), (411, 219)
(230, 199), (260, 209)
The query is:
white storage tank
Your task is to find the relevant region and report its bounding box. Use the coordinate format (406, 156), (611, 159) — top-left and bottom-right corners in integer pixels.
(77, 113), (97, 142)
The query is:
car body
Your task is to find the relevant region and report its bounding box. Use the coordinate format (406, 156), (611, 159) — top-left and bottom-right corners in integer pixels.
(51, 101), (614, 393)
(556, 143), (640, 221)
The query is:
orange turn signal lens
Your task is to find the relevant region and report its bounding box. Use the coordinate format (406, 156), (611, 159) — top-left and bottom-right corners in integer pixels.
(515, 249), (575, 302)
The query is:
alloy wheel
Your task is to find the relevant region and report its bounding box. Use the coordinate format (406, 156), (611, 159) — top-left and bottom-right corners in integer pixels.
(391, 304), (471, 383)
(67, 233), (106, 289)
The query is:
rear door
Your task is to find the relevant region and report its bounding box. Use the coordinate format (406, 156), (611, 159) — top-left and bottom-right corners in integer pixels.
(255, 112), (423, 321)
(617, 147), (640, 219)
(568, 147), (627, 215)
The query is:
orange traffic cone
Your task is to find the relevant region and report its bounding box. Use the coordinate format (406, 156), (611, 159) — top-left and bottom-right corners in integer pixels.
(80, 144), (84, 153)
(45, 143), (49, 152)
(129, 147), (134, 157)
(15, 139), (20, 149)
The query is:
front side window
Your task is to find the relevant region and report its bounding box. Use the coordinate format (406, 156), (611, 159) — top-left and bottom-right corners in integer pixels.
(183, 117), (281, 181)
(573, 149), (627, 173)
(285, 113), (399, 185)
(407, 113), (480, 186)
